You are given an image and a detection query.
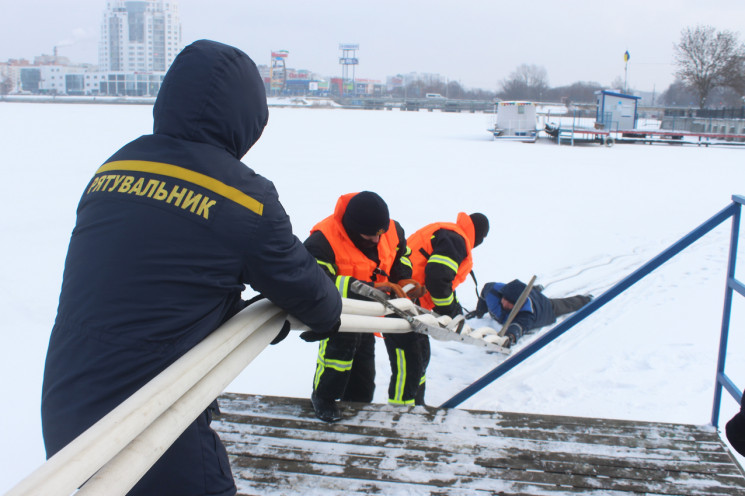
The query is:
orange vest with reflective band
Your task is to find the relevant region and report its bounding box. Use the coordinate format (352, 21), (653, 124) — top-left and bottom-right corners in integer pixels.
(311, 193), (399, 283)
(407, 212), (475, 309)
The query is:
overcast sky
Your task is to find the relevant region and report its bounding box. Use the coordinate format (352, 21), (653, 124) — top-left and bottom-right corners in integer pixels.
(2, 1), (744, 93)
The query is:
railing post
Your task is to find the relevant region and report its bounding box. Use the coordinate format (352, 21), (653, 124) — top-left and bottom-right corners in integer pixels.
(712, 197), (743, 427)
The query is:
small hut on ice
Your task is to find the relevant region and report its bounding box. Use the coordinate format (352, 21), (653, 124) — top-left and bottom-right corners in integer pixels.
(490, 101), (537, 142)
(595, 90), (640, 131)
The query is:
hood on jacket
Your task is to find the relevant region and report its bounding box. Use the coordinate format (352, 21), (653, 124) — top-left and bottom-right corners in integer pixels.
(153, 39), (269, 160)
(455, 212), (476, 250)
(500, 279), (527, 303)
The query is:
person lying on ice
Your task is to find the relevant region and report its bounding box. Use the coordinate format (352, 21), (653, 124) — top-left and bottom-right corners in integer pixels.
(472, 280), (592, 347)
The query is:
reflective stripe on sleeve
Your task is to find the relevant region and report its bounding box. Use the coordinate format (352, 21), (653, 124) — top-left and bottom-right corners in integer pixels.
(335, 275), (351, 298)
(316, 259), (337, 276)
(431, 293), (455, 306)
(427, 254), (459, 273)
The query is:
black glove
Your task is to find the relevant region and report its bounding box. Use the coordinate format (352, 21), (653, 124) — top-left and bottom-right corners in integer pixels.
(300, 319), (341, 343)
(474, 296), (489, 319)
(504, 323), (524, 346)
(435, 300), (463, 319)
(270, 320), (291, 345)
(465, 297), (489, 320)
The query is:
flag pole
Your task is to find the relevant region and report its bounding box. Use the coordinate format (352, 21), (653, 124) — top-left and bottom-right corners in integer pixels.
(623, 50), (630, 93)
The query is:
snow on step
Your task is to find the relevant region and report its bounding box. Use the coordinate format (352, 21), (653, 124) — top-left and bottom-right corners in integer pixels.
(213, 392), (745, 496)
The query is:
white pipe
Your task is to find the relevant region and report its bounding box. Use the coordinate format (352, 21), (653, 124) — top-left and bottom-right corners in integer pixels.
(341, 297), (419, 316)
(341, 297), (387, 315)
(76, 313), (285, 496)
(8, 298), (420, 496)
(339, 313), (411, 333)
(287, 309), (413, 334)
(7, 299), (284, 496)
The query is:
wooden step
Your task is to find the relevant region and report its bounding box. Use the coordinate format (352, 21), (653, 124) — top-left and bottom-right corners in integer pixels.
(213, 392), (745, 495)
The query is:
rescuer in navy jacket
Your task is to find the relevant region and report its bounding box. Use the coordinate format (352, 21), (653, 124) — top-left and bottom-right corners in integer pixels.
(475, 280), (591, 346)
(41, 40), (341, 496)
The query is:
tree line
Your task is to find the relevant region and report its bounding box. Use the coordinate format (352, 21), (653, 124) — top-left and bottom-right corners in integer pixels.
(395, 25), (745, 108)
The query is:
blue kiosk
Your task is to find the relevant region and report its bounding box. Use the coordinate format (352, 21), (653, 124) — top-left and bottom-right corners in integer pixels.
(595, 89), (641, 131)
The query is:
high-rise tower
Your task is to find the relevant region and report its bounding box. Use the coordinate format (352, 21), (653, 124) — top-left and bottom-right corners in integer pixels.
(99, 0), (182, 72)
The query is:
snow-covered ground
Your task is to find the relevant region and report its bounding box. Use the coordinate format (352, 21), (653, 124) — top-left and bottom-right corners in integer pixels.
(2, 102), (745, 492)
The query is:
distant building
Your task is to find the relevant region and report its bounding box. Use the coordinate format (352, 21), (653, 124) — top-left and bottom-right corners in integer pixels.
(1, 59), (31, 93)
(354, 79), (384, 96)
(5, 2), (177, 97)
(257, 63), (331, 96)
(99, 0), (182, 73)
(595, 90), (641, 130)
(19, 66), (70, 94)
(386, 75), (404, 92)
(3, 53), (90, 95)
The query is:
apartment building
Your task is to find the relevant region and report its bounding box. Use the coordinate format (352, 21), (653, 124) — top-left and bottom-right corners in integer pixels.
(99, 0), (182, 73)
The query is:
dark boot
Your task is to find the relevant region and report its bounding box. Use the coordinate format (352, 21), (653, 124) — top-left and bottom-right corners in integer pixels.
(311, 391), (341, 423)
(550, 295), (593, 318)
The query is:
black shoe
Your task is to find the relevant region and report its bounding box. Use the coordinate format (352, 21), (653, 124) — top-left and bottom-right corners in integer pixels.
(311, 391), (341, 423)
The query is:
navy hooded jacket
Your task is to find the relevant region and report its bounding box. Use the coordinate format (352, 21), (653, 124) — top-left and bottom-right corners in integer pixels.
(482, 280), (556, 331)
(41, 40), (341, 465)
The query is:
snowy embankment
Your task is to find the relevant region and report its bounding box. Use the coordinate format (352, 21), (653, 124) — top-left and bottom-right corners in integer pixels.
(2, 102), (745, 492)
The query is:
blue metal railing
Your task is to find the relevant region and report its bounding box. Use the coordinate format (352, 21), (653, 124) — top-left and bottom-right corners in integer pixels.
(712, 196), (745, 427)
(441, 195), (745, 417)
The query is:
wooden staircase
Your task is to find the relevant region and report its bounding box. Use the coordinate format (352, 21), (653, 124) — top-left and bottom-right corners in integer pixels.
(213, 392), (745, 495)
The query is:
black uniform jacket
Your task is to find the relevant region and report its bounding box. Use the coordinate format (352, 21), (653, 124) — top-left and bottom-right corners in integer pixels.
(425, 228), (469, 301)
(41, 40), (341, 456)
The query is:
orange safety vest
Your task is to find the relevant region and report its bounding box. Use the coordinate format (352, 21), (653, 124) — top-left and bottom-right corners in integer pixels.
(311, 192), (399, 284)
(407, 212), (475, 309)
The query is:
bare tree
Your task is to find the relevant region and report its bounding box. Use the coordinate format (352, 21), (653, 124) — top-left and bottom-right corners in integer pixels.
(660, 79), (698, 107)
(0, 76), (13, 95)
(499, 64), (549, 101)
(445, 80), (464, 99)
(609, 77), (627, 92)
(545, 81), (604, 104)
(674, 25), (745, 108)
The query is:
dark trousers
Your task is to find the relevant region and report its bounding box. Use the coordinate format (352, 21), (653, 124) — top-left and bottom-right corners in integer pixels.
(42, 329), (237, 496)
(550, 295), (592, 318)
(128, 401), (236, 496)
(384, 332), (430, 406)
(313, 332), (375, 403)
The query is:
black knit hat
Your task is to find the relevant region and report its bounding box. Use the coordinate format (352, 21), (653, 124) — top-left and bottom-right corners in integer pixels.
(342, 191), (390, 236)
(470, 213), (489, 247)
(501, 279), (527, 303)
